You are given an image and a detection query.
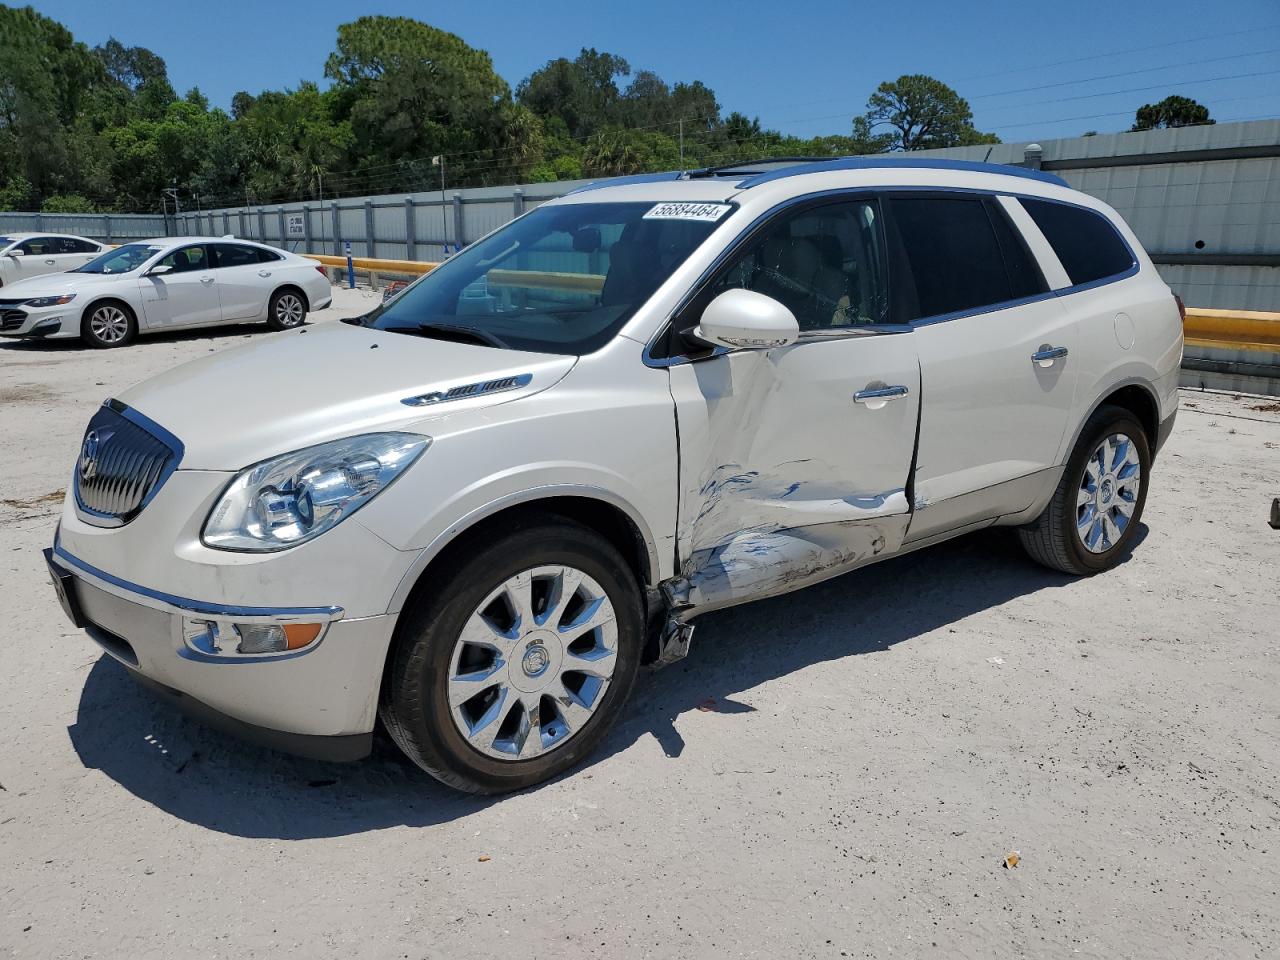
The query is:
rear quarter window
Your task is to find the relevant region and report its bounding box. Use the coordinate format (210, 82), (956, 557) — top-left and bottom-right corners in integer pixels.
(1019, 198), (1135, 286)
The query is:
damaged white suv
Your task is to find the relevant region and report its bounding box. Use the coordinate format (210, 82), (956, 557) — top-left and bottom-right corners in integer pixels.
(46, 158), (1182, 793)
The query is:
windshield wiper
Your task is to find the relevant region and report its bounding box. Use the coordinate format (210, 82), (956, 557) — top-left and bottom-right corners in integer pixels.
(389, 322), (510, 349)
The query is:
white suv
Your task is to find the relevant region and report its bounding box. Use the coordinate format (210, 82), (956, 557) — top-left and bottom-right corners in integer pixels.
(45, 158), (1183, 793)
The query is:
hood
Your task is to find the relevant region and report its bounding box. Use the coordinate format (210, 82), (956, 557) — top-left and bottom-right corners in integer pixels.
(117, 322), (577, 469)
(0, 271), (131, 298)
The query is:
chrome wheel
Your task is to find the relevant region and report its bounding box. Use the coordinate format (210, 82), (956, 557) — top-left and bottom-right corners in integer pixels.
(447, 565), (618, 761)
(89, 305), (130, 343)
(275, 293), (304, 326)
(1076, 432), (1141, 553)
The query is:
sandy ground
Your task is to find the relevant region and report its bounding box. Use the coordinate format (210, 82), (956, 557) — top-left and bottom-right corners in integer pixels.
(1, 288), (1278, 960)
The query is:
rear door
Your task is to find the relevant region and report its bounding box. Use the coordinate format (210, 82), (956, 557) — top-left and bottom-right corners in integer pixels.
(891, 192), (1077, 541)
(210, 243), (276, 320)
(53, 236), (103, 269)
(138, 243), (222, 328)
(667, 196), (920, 614)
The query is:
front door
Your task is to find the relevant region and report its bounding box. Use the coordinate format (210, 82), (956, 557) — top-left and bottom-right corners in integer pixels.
(666, 197), (920, 616)
(886, 193), (1078, 540)
(138, 243), (222, 329)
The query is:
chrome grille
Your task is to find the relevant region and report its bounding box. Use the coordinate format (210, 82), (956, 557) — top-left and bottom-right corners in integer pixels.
(74, 401), (181, 526)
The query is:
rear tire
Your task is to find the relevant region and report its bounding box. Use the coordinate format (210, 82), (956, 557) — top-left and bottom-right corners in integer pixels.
(380, 515), (644, 794)
(265, 288), (307, 330)
(81, 300), (137, 349)
(1018, 404), (1150, 575)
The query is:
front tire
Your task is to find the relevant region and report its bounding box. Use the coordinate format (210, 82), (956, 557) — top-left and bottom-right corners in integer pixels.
(81, 300), (137, 349)
(380, 516), (644, 794)
(1018, 404), (1150, 575)
(265, 288), (307, 330)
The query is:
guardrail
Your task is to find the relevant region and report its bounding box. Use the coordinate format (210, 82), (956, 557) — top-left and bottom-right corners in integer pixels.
(1183, 308), (1280, 353)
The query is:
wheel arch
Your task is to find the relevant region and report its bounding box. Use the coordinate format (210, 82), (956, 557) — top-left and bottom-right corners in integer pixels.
(273, 283), (309, 312)
(385, 487), (663, 619)
(1064, 378), (1162, 464)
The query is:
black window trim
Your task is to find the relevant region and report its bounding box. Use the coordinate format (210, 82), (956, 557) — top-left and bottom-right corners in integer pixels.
(642, 185), (1142, 367)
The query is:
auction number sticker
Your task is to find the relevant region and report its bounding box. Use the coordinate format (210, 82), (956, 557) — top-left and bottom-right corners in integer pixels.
(643, 202), (732, 222)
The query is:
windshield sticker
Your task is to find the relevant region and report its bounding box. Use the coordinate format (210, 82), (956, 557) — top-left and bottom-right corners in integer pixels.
(643, 202), (732, 222)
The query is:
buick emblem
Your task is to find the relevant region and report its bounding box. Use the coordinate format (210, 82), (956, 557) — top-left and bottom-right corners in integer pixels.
(79, 431), (100, 481)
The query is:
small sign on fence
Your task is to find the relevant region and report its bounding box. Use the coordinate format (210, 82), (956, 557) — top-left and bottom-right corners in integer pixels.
(286, 213), (305, 238)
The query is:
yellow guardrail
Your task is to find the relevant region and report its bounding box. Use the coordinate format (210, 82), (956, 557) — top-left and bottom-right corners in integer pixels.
(307, 254), (606, 294)
(1183, 308), (1280, 353)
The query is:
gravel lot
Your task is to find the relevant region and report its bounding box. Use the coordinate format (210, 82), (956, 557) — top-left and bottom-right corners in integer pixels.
(2, 286), (1278, 959)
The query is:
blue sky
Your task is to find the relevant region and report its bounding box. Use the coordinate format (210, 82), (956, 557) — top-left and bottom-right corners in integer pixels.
(33, 0), (1280, 142)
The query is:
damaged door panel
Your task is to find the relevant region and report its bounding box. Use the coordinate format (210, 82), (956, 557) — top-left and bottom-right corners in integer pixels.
(666, 333), (920, 617)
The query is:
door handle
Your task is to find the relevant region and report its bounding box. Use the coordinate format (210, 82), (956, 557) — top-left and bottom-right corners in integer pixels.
(1031, 345), (1069, 367)
(44, 259), (56, 264)
(200, 276), (214, 284)
(854, 384), (910, 404)
(258, 270), (272, 277)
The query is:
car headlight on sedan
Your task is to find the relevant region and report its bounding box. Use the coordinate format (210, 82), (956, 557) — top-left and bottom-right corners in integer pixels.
(202, 433), (430, 552)
(25, 294), (76, 307)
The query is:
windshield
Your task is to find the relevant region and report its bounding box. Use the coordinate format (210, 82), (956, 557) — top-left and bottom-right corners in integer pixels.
(0, 237), (13, 248)
(73, 243), (164, 274)
(363, 201), (732, 354)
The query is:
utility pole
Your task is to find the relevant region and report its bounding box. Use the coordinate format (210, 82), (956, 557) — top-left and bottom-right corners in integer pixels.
(679, 119), (684, 168)
(433, 154), (448, 254)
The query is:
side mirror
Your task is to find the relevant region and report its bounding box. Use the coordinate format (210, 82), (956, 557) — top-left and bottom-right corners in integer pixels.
(8, 248), (24, 257)
(693, 288), (799, 351)
(148, 264), (174, 276)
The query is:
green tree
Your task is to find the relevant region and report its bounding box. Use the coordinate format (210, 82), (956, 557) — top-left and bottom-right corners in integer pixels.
(863, 75), (998, 151)
(324, 14), (509, 182)
(92, 37), (176, 124)
(237, 82), (352, 201)
(0, 5), (104, 205)
(518, 48), (631, 139)
(41, 193), (97, 213)
(1132, 95), (1213, 131)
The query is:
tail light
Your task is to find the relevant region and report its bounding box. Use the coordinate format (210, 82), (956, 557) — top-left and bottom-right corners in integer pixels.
(315, 265), (327, 277)
(1174, 293), (1186, 323)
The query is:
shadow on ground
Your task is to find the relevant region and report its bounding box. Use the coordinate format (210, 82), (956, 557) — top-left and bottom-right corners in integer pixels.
(68, 524), (1146, 838)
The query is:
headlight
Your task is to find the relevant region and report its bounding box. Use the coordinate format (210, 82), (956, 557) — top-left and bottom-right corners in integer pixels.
(202, 432), (429, 552)
(25, 293), (76, 307)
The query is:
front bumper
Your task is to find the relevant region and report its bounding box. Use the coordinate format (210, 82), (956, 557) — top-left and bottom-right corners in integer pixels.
(0, 302), (77, 338)
(47, 543), (396, 761)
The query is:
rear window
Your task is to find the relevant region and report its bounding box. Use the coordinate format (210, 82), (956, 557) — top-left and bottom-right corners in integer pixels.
(1019, 199), (1135, 286)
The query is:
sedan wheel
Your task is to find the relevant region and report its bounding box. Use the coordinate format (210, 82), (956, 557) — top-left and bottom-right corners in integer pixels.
(82, 302), (136, 348)
(447, 565), (618, 761)
(266, 289), (307, 331)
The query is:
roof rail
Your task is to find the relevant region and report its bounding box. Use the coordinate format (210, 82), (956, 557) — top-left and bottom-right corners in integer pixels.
(733, 156), (1069, 189)
(685, 157), (842, 178)
(567, 171), (686, 195)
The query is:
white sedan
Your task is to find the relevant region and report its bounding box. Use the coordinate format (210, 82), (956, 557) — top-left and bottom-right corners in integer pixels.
(0, 232), (106, 286)
(0, 236), (333, 348)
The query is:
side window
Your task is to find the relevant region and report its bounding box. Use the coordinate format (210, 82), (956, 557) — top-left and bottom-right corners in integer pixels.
(706, 199), (890, 331)
(18, 237), (55, 256)
(890, 196), (1028, 321)
(211, 244), (261, 269)
(256, 246), (283, 263)
(55, 237), (99, 254)
(156, 245), (209, 273)
(1019, 198), (1135, 286)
